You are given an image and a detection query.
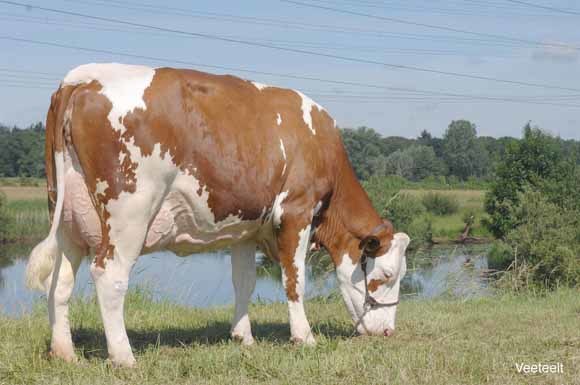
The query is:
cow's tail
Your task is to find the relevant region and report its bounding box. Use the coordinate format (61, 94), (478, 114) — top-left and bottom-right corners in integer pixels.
(26, 86), (73, 291)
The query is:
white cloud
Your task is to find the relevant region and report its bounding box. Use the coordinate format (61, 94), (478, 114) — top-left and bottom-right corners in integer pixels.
(532, 42), (578, 63)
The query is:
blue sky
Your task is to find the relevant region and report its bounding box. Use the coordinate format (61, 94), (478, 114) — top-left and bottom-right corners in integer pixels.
(1, 0), (580, 139)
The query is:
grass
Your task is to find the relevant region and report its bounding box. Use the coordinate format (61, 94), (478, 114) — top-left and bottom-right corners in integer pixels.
(402, 189), (491, 240)
(0, 289), (578, 385)
(0, 199), (49, 241)
(0, 183), (49, 242)
(0, 186), (46, 201)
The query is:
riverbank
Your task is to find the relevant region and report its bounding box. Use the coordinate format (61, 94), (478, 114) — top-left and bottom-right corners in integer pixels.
(0, 288), (577, 384)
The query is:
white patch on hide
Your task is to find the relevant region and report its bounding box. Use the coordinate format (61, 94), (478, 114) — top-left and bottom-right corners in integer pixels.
(95, 179), (109, 199)
(284, 224), (315, 344)
(276, 113), (282, 126)
(279, 139), (287, 160)
(63, 63), (155, 135)
(271, 190), (289, 228)
(279, 138), (287, 175)
(251, 81), (270, 91)
(294, 90), (324, 135)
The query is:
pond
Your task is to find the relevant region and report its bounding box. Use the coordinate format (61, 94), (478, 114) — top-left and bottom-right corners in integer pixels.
(0, 241), (491, 317)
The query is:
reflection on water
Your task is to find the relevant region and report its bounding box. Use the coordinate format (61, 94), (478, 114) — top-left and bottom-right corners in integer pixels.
(0, 242), (491, 317)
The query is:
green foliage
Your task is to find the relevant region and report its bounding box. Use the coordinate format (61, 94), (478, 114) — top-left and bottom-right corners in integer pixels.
(382, 145), (446, 181)
(384, 193), (426, 231)
(0, 122), (46, 178)
(490, 190), (580, 288)
(0, 192), (9, 242)
(361, 175), (409, 212)
(442, 120), (489, 180)
(340, 126), (385, 180)
(421, 192), (459, 215)
(488, 241), (514, 271)
(484, 124), (579, 238)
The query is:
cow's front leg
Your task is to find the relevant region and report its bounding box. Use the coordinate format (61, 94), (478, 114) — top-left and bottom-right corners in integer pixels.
(277, 213), (315, 345)
(230, 240), (257, 345)
(90, 219), (148, 368)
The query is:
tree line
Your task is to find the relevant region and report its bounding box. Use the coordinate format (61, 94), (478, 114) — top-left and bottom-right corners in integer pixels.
(2, 120), (580, 184)
(341, 120), (580, 182)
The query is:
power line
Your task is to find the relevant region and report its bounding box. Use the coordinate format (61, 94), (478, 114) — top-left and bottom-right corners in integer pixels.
(504, 0), (580, 16)
(280, 0), (578, 50)
(0, 13), (522, 58)
(1, 1), (579, 93)
(3, 66), (579, 102)
(307, 0), (558, 17)
(3, 36), (580, 108)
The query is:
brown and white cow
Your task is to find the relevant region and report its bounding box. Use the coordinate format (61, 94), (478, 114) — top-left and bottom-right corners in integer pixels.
(26, 63), (410, 367)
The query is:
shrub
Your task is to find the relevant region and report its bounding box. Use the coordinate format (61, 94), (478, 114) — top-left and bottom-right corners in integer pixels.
(362, 175), (408, 212)
(488, 241), (514, 271)
(383, 193), (426, 233)
(491, 190), (580, 288)
(421, 192), (459, 216)
(485, 125), (579, 238)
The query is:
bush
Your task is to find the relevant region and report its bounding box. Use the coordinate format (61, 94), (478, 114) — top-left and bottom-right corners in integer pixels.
(488, 241), (514, 271)
(362, 175), (409, 212)
(492, 190), (580, 288)
(421, 192), (459, 216)
(485, 125), (579, 238)
(384, 193), (426, 232)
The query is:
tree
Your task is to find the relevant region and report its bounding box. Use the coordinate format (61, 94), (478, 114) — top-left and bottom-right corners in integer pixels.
(384, 149), (414, 179)
(484, 123), (579, 238)
(442, 120), (489, 180)
(0, 122), (46, 178)
(341, 127), (385, 179)
(417, 129), (444, 158)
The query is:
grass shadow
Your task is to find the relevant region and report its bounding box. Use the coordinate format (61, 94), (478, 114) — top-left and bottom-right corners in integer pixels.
(72, 320), (354, 359)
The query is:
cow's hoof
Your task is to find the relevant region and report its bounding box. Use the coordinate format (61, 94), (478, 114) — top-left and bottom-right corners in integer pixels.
(291, 334), (316, 346)
(231, 332), (255, 346)
(49, 348), (78, 363)
(49, 343), (78, 363)
(108, 355), (137, 368)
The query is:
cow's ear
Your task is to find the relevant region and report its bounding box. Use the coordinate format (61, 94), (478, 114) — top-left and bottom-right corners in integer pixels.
(359, 235), (381, 256)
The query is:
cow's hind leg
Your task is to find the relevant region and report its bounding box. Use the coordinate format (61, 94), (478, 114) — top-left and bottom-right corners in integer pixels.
(230, 240), (257, 345)
(46, 232), (83, 362)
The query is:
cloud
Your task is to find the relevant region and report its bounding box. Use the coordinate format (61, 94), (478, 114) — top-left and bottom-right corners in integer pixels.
(532, 42), (578, 63)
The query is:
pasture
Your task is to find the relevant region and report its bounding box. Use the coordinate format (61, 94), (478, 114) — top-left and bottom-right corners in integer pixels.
(0, 288), (578, 385)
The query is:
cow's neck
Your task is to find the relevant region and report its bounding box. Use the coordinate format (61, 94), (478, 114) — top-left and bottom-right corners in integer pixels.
(315, 162), (382, 265)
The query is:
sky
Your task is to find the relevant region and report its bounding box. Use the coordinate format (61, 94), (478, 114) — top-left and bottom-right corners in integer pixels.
(1, 0), (580, 139)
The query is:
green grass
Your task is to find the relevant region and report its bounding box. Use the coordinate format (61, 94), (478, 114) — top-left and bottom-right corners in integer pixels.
(1, 289), (578, 385)
(402, 189), (491, 241)
(1, 199), (49, 241)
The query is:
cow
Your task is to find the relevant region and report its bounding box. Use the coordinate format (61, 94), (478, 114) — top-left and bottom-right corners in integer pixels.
(26, 63), (410, 367)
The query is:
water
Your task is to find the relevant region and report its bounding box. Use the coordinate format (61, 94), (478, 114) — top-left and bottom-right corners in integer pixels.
(0, 242), (491, 317)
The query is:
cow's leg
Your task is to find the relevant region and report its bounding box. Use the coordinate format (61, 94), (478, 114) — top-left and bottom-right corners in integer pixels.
(46, 233), (82, 362)
(90, 194), (160, 367)
(90, 231), (144, 367)
(230, 240), (257, 345)
(277, 211), (315, 345)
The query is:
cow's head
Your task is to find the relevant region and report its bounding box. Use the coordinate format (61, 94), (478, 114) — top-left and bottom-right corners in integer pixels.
(336, 229), (410, 337)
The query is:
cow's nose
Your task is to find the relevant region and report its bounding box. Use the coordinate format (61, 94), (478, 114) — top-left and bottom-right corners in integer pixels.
(383, 328), (394, 337)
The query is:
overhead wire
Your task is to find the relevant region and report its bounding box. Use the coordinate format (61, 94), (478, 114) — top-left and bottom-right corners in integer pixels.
(2, 36), (580, 108)
(0, 1), (579, 92)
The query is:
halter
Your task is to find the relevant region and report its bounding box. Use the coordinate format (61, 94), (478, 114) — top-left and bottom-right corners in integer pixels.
(359, 222), (400, 310)
(360, 252), (400, 310)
